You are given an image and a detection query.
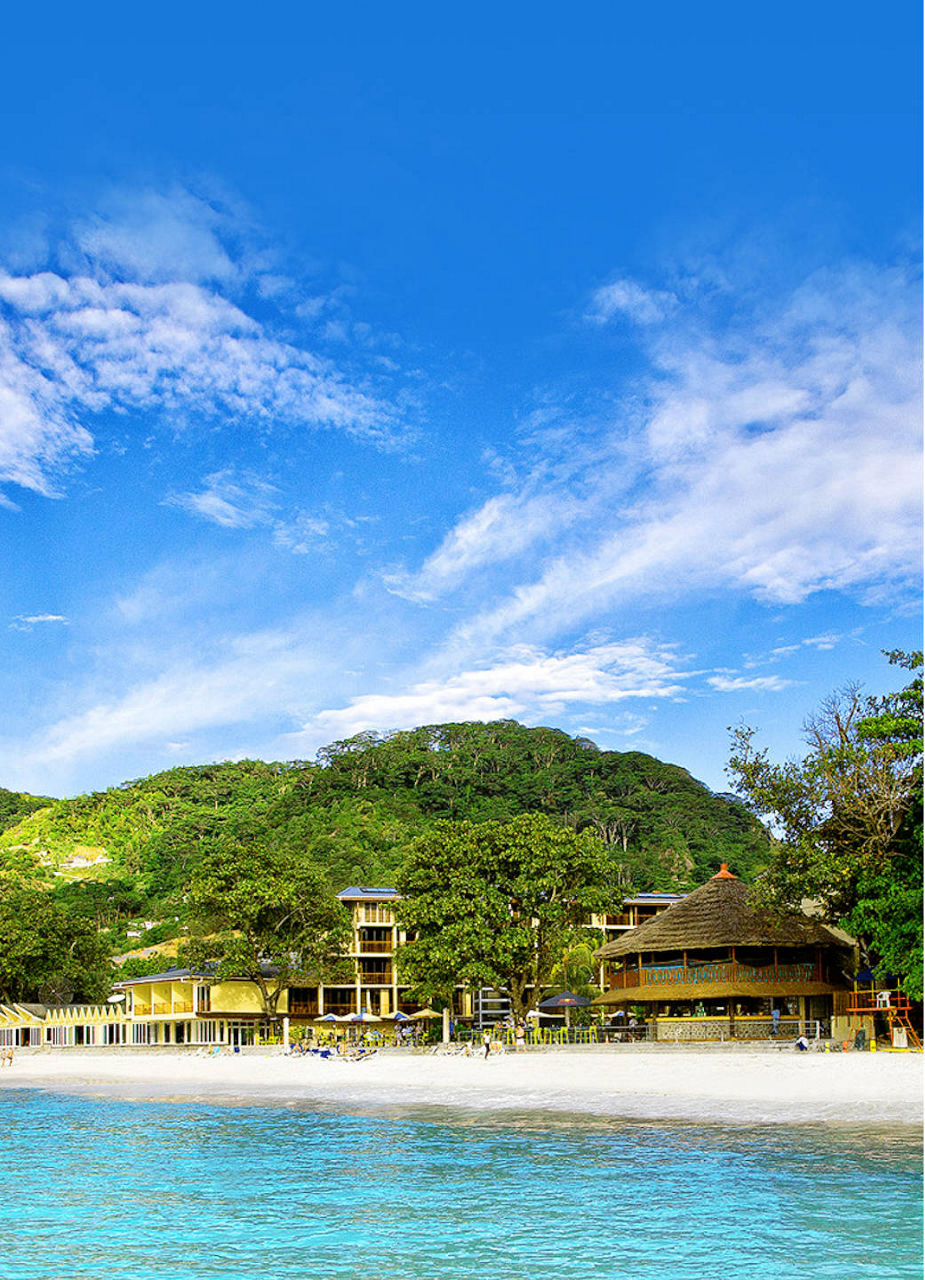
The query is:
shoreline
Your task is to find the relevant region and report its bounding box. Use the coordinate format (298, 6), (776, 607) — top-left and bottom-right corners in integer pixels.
(2, 1047), (920, 1127)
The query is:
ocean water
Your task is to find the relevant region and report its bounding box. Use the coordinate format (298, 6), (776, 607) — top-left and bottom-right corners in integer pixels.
(2, 1091), (920, 1280)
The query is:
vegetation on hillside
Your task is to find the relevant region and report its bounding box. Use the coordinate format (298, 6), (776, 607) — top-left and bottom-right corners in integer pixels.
(0, 720), (773, 1000)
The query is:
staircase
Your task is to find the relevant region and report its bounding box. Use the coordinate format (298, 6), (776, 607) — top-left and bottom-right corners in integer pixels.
(846, 990), (922, 1051)
(474, 988), (511, 1028)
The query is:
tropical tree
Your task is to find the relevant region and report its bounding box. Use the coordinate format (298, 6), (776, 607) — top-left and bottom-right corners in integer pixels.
(395, 812), (616, 1019)
(0, 864), (112, 1005)
(727, 650), (923, 997)
(181, 842), (351, 1023)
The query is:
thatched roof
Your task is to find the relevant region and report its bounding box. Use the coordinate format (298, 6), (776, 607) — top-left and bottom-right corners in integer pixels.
(594, 865), (847, 961)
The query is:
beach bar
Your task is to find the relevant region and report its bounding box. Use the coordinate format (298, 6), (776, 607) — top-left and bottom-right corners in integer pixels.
(593, 865), (855, 1041)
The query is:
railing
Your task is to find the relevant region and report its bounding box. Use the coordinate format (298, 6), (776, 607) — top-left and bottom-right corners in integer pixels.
(359, 970), (393, 985)
(357, 940), (394, 954)
(288, 1002), (319, 1017)
(654, 1017), (826, 1042)
(608, 962), (821, 990)
(358, 907), (395, 924)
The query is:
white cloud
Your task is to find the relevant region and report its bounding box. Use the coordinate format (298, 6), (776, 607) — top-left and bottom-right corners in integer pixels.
(0, 189), (404, 500)
(384, 490), (582, 601)
(293, 639), (689, 745)
(707, 674), (792, 693)
(422, 259), (921, 650)
(165, 471), (278, 529)
(587, 277), (678, 325)
(9, 613), (69, 631)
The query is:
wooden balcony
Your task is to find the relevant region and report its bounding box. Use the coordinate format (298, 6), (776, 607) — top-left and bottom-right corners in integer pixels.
(289, 1001), (319, 1018)
(359, 969), (393, 985)
(607, 961), (825, 991)
(356, 940), (394, 954)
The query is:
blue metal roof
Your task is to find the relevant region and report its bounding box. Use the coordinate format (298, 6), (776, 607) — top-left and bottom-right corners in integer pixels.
(336, 886), (401, 900)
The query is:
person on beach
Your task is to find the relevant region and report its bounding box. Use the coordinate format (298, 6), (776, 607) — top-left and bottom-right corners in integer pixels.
(481, 1030), (491, 1059)
(515, 1022), (526, 1052)
(795, 1032), (809, 1051)
(771, 1007), (781, 1036)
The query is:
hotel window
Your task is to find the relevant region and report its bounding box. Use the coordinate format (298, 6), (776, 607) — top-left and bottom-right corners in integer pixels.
(196, 985), (212, 1013)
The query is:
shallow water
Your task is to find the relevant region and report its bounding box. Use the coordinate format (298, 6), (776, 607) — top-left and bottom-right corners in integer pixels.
(3, 1091), (921, 1279)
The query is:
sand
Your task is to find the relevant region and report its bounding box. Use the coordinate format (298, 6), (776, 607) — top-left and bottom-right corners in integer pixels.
(2, 1046), (921, 1126)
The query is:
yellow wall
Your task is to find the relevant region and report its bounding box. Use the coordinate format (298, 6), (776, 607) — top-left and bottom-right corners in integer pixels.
(209, 981), (278, 1014)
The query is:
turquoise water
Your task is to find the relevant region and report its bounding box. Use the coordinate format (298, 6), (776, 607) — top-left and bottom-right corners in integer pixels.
(2, 1091), (921, 1279)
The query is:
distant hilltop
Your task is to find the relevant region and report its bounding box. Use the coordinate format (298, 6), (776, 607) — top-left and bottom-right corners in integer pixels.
(0, 720), (770, 973)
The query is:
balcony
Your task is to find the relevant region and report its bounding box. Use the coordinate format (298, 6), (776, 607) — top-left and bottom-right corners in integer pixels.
(358, 907), (395, 925)
(289, 1001), (319, 1018)
(359, 969), (393, 985)
(607, 961), (823, 991)
(356, 939), (394, 954)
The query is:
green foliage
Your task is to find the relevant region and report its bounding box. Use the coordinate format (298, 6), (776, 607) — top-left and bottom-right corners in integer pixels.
(180, 841), (351, 1020)
(728, 650), (923, 998)
(0, 721), (771, 1003)
(0, 860), (111, 1005)
(0, 787), (52, 833)
(396, 813), (616, 1018)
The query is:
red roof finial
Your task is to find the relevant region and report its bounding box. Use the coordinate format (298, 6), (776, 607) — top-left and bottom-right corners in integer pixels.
(712, 863), (736, 879)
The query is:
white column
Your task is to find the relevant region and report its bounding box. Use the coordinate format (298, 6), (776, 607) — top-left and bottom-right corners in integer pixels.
(442, 1007), (450, 1044)
(283, 1016), (290, 1054)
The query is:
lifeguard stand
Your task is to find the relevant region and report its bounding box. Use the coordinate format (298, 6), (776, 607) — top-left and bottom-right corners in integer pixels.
(846, 976), (921, 1051)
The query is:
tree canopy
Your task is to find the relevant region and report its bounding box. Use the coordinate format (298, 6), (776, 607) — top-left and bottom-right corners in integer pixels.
(180, 841), (351, 1021)
(395, 812), (615, 1019)
(728, 650), (923, 997)
(0, 860), (111, 1005)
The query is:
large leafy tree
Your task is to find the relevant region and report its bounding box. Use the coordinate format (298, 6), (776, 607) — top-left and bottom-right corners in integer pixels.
(395, 812), (615, 1019)
(728, 650), (923, 997)
(0, 863), (112, 1005)
(181, 842), (351, 1023)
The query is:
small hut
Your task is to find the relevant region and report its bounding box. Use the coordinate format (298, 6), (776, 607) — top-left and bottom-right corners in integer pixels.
(593, 864), (853, 1042)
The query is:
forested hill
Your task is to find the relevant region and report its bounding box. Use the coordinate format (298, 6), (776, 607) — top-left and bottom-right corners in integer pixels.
(0, 721), (769, 958)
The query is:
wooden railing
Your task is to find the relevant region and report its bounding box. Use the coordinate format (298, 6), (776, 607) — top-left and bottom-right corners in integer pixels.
(359, 969), (393, 985)
(608, 961), (821, 990)
(358, 907), (395, 924)
(357, 939), (394, 954)
(289, 1002), (319, 1017)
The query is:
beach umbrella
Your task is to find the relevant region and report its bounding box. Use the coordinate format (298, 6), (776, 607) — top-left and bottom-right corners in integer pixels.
(313, 1013), (340, 1022)
(538, 991), (591, 1029)
(345, 1011), (382, 1023)
(410, 1007), (441, 1020)
(386, 1011), (412, 1021)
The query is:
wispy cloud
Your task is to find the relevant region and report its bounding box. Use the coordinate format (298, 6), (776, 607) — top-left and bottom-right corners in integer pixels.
(586, 277), (678, 325)
(10, 613), (69, 631)
(410, 258), (920, 652)
(292, 639), (690, 745)
(165, 470), (278, 529)
(0, 187), (405, 501)
(707, 674), (792, 693)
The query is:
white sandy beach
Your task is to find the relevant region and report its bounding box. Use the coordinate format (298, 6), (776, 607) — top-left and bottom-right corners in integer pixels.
(2, 1047), (921, 1126)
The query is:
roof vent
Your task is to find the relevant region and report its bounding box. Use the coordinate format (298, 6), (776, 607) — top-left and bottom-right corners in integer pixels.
(712, 863), (737, 879)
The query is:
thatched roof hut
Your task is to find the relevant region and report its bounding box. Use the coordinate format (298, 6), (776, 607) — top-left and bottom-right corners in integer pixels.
(595, 865), (844, 960)
(593, 865), (851, 1007)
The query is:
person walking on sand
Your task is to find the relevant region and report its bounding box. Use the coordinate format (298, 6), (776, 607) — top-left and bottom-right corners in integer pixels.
(515, 1022), (526, 1052)
(481, 1029), (491, 1059)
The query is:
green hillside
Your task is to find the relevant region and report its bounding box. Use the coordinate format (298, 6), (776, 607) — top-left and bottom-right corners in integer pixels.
(0, 721), (770, 971)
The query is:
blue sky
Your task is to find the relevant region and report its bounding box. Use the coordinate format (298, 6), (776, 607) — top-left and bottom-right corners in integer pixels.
(0, 3), (920, 797)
